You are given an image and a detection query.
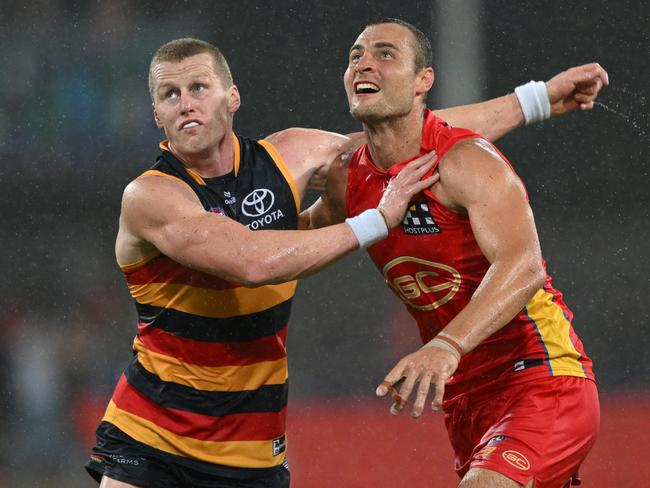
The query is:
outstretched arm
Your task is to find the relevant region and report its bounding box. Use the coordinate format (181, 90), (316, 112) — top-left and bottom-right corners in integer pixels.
(116, 153), (437, 287)
(434, 62), (609, 141)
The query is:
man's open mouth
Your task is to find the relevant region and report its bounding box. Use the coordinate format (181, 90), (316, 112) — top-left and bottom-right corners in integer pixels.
(180, 120), (201, 130)
(355, 82), (380, 94)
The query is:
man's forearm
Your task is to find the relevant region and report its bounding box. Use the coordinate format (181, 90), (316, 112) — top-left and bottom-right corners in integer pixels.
(433, 257), (546, 354)
(433, 93), (524, 142)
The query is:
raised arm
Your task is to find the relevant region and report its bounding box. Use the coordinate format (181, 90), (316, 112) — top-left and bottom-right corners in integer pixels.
(377, 139), (545, 416)
(116, 155), (437, 287)
(434, 62), (609, 141)
(264, 128), (365, 195)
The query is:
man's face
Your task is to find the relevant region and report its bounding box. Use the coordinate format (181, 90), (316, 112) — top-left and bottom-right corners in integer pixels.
(344, 23), (427, 123)
(151, 52), (239, 160)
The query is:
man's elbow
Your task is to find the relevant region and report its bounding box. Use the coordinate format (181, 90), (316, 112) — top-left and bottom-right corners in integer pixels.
(526, 260), (546, 292)
(235, 258), (292, 287)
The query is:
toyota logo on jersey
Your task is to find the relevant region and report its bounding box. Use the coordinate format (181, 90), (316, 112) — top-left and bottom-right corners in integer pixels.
(241, 188), (275, 217)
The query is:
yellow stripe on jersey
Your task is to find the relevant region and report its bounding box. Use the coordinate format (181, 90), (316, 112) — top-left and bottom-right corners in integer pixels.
(233, 132), (241, 176)
(118, 248), (162, 272)
(257, 139), (301, 214)
(525, 288), (586, 378)
(134, 338), (288, 391)
(103, 401), (285, 468)
(140, 169), (199, 189)
(127, 280), (297, 318)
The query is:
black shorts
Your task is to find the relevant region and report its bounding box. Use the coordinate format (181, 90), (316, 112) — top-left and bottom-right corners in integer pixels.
(85, 422), (290, 488)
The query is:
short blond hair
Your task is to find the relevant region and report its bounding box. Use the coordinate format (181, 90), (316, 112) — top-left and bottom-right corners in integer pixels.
(148, 38), (233, 99)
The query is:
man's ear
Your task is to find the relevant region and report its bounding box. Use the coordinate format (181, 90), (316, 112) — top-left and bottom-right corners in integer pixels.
(416, 67), (435, 96)
(228, 85), (241, 114)
(153, 103), (163, 128)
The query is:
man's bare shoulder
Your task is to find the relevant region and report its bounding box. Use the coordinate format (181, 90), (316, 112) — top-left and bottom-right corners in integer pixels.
(264, 128), (355, 168)
(437, 138), (523, 208)
(263, 128), (356, 194)
(122, 172), (198, 216)
(118, 173), (201, 244)
(116, 172), (205, 265)
(439, 138), (511, 178)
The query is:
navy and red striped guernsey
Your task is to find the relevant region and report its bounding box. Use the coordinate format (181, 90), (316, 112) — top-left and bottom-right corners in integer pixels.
(99, 134), (300, 476)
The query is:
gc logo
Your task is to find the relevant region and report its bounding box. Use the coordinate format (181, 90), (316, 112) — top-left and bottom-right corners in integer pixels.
(382, 256), (461, 311)
(241, 188), (275, 217)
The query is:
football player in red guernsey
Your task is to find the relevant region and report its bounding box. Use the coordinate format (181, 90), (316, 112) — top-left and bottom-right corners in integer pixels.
(305, 18), (607, 488)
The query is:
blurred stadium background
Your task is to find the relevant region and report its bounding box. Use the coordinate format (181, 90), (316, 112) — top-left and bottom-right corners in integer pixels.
(1, 1), (648, 486)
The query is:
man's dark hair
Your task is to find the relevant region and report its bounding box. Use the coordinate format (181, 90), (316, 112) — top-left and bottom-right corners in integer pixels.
(366, 18), (432, 73)
(148, 38), (233, 99)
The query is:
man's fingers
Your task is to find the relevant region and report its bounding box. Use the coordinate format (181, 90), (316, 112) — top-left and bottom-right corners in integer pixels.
(378, 378), (407, 415)
(395, 368), (419, 412)
(411, 373), (433, 417)
(580, 101), (595, 110)
(574, 92), (594, 103)
(431, 377), (446, 412)
(401, 151), (437, 173)
(409, 174), (439, 194)
(376, 366), (405, 396)
(574, 63), (609, 87)
(590, 63), (609, 85)
(579, 82), (601, 96)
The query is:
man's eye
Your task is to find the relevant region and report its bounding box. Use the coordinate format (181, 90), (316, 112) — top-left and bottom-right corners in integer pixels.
(165, 90), (178, 100)
(193, 84), (205, 92)
(350, 53), (361, 63)
(381, 51), (392, 59)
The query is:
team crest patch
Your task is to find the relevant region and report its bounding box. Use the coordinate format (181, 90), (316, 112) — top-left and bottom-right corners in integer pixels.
(502, 450), (531, 471)
(402, 201), (440, 235)
(273, 435), (287, 456)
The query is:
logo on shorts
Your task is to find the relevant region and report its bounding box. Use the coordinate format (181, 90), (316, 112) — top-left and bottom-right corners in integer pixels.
(402, 201), (441, 235)
(273, 435), (287, 456)
(476, 446), (497, 459)
(242, 188), (275, 217)
(109, 454), (142, 467)
(502, 450), (530, 471)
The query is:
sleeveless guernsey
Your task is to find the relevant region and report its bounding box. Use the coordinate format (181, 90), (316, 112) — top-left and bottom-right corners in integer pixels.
(101, 134), (299, 475)
(346, 110), (593, 400)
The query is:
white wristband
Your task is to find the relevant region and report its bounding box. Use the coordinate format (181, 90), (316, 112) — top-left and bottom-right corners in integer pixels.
(514, 80), (551, 125)
(345, 209), (389, 248)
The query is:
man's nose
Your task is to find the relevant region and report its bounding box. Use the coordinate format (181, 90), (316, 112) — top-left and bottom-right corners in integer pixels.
(180, 90), (194, 113)
(355, 53), (374, 73)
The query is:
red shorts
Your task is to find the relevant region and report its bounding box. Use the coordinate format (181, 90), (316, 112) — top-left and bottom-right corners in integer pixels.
(443, 376), (599, 487)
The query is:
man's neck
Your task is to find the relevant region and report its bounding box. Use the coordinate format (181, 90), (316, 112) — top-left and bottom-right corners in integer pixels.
(169, 131), (235, 178)
(364, 106), (426, 170)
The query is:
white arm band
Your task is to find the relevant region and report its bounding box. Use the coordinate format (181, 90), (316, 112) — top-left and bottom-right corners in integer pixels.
(514, 80), (551, 125)
(345, 209), (389, 248)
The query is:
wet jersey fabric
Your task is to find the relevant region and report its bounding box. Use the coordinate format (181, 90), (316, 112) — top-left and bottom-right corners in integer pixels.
(97, 135), (299, 478)
(346, 109), (594, 400)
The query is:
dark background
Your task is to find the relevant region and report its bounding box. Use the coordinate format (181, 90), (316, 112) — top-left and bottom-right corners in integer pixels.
(1, 1), (648, 486)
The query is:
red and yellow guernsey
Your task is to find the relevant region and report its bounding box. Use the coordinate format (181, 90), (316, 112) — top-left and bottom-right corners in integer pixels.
(100, 135), (299, 476)
(346, 110), (594, 399)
